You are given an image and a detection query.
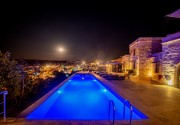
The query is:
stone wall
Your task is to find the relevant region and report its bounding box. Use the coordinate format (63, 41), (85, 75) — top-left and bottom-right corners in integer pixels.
(122, 55), (130, 73)
(162, 33), (180, 86)
(149, 53), (164, 84)
(138, 41), (152, 77)
(129, 39), (154, 77)
(129, 37), (162, 82)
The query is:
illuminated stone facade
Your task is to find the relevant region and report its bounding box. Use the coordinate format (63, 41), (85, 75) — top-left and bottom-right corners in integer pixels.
(148, 52), (163, 83)
(122, 55), (130, 73)
(127, 32), (180, 87)
(129, 37), (162, 78)
(162, 31), (180, 87)
(106, 58), (122, 74)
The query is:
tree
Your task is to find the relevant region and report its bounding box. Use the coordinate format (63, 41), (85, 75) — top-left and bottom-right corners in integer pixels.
(0, 51), (31, 106)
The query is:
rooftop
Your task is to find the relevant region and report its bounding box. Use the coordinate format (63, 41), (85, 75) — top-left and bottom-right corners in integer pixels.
(162, 31), (180, 43)
(130, 37), (162, 47)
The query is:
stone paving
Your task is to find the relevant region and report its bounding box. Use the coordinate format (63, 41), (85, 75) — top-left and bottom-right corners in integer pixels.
(106, 80), (180, 125)
(1, 74), (180, 125)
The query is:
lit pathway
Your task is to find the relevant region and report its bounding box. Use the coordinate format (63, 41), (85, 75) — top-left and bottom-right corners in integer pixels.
(1, 74), (180, 125)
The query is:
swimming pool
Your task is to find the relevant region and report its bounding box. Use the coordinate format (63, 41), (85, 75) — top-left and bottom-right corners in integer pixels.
(27, 73), (148, 120)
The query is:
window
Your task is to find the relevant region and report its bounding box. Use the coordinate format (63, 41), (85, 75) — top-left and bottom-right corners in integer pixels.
(133, 49), (136, 56)
(155, 62), (159, 73)
(133, 62), (136, 69)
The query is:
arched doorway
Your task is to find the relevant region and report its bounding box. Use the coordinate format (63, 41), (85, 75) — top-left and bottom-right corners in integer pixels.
(175, 63), (180, 88)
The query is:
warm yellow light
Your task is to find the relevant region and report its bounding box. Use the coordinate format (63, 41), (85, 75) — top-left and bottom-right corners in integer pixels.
(96, 62), (99, 65)
(167, 79), (173, 86)
(45, 65), (50, 68)
(137, 69), (139, 76)
(148, 72), (152, 77)
(77, 65), (80, 69)
(82, 61), (85, 64)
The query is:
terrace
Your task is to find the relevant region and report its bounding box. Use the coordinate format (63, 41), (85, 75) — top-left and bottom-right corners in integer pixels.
(1, 72), (180, 125)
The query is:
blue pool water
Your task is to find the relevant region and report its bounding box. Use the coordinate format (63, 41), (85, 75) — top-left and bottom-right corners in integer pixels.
(27, 73), (148, 120)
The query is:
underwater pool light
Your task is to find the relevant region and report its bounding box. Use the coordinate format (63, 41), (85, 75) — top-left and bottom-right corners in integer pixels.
(58, 90), (62, 94)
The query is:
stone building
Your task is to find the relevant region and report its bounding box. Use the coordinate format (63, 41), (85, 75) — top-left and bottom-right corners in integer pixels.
(122, 55), (130, 73)
(126, 9), (180, 87)
(129, 37), (162, 81)
(106, 58), (122, 74)
(162, 31), (180, 87)
(147, 52), (163, 84)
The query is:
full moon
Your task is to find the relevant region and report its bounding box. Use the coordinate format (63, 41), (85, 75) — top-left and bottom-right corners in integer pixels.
(58, 47), (64, 52)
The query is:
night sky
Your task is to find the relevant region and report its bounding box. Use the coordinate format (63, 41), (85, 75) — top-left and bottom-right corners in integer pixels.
(0, 1), (179, 61)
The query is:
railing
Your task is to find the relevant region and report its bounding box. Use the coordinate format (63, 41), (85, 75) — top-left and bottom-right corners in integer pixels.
(123, 99), (133, 125)
(0, 91), (8, 122)
(108, 100), (116, 125)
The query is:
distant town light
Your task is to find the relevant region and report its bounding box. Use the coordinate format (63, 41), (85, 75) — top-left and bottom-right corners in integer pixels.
(77, 65), (80, 69)
(45, 64), (50, 68)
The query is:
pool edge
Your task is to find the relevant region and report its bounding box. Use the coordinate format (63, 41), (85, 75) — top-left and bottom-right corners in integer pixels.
(90, 72), (149, 119)
(17, 73), (78, 118)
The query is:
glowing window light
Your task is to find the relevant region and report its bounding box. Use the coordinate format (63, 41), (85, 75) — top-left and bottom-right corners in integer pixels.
(103, 89), (107, 92)
(167, 79), (173, 86)
(82, 77), (84, 80)
(93, 80), (97, 81)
